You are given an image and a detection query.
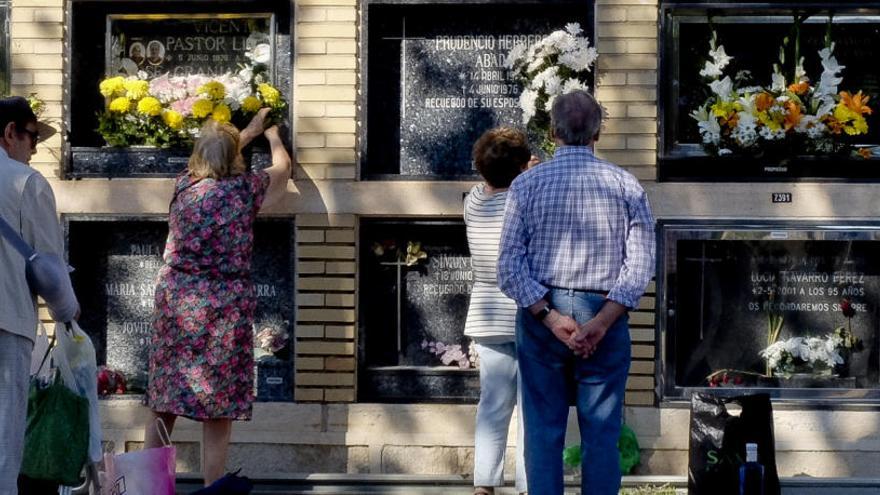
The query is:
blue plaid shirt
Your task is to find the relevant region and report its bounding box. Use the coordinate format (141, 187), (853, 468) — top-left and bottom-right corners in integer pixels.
(497, 146), (655, 309)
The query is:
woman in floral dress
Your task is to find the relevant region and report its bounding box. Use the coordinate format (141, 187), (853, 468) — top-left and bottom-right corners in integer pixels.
(142, 109), (292, 487)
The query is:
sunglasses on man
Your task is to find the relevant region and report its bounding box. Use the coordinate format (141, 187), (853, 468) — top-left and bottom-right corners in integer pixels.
(18, 125), (39, 149)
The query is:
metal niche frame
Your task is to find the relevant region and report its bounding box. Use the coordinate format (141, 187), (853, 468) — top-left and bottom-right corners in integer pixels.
(0, 0), (10, 95)
(659, 4), (880, 181)
(657, 219), (880, 407)
(358, 0), (596, 181)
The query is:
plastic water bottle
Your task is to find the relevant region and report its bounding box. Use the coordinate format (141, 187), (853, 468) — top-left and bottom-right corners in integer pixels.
(739, 442), (765, 495)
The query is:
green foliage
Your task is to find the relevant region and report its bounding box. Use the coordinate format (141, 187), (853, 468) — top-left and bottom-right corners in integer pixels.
(562, 424), (641, 474)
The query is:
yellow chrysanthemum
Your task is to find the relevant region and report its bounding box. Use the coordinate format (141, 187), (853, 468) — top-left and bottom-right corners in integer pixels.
(258, 83), (281, 106)
(162, 110), (184, 130)
(99, 77), (126, 98)
(123, 80), (150, 100)
(241, 95), (262, 113)
(108, 97), (131, 113)
(136, 97), (163, 117)
(211, 104), (231, 124)
(192, 99), (214, 119)
(198, 81), (226, 101)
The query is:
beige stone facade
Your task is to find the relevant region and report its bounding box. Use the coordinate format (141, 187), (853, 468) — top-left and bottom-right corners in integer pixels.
(8, 0), (880, 480)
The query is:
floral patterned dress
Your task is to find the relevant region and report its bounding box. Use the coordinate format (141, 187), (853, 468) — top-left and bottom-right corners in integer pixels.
(146, 171), (269, 421)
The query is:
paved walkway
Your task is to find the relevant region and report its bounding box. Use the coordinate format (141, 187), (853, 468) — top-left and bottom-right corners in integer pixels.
(172, 474), (880, 495)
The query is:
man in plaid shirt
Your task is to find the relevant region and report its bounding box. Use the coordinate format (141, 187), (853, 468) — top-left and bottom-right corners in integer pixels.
(498, 90), (655, 495)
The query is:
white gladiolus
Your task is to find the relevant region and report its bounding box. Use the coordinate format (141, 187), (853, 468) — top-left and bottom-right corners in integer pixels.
(709, 77), (734, 98)
(771, 71), (786, 93)
(700, 44), (732, 78)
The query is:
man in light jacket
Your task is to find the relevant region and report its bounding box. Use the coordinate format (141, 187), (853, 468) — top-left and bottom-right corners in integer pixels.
(0, 96), (78, 494)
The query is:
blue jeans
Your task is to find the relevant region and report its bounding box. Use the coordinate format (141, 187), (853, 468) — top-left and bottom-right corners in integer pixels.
(473, 342), (526, 492)
(517, 289), (630, 495)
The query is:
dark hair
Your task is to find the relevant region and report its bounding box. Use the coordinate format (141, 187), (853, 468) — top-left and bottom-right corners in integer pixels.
(472, 127), (530, 188)
(551, 90), (603, 146)
(0, 96), (38, 137)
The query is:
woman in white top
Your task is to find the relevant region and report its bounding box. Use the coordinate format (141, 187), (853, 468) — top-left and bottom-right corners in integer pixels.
(465, 127), (532, 495)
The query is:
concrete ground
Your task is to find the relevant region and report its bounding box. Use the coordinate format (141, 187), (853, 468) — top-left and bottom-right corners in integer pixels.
(172, 474), (880, 494)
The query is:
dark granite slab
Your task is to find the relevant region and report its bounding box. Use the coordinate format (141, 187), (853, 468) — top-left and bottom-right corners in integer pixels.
(66, 216), (295, 400)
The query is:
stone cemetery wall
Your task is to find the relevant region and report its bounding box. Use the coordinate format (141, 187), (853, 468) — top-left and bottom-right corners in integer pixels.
(10, 0), (809, 479)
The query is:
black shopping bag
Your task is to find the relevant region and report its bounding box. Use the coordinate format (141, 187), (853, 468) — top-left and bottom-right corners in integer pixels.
(688, 393), (780, 495)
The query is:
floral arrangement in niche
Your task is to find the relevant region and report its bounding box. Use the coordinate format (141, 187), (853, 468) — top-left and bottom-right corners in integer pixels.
(372, 240), (429, 267)
(96, 366), (127, 396)
(707, 298), (864, 385)
(421, 339), (478, 369)
(759, 325), (863, 377)
(504, 23), (598, 154)
(690, 24), (874, 159)
(97, 38), (286, 148)
(254, 325), (289, 361)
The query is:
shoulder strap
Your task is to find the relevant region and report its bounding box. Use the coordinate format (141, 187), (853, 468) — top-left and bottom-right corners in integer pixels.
(0, 215), (37, 260)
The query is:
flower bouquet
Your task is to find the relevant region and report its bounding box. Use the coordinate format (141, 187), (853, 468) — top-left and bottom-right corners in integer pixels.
(372, 240), (429, 267)
(421, 339), (477, 369)
(254, 325), (289, 361)
(690, 29), (873, 159)
(96, 40), (286, 148)
(504, 23), (598, 154)
(759, 326), (862, 378)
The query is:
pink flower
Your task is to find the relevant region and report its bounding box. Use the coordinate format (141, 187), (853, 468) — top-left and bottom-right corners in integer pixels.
(170, 96), (198, 117)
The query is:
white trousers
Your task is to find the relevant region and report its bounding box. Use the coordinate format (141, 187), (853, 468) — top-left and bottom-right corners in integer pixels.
(0, 330), (32, 495)
(473, 342), (527, 492)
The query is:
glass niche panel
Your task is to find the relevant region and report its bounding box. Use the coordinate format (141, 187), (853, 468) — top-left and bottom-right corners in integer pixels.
(66, 216), (295, 402)
(660, 4), (880, 181)
(67, 1), (291, 177)
(362, 0), (592, 180)
(659, 221), (880, 404)
(359, 219), (478, 402)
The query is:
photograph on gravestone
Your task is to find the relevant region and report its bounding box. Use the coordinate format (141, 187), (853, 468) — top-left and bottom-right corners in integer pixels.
(660, 5), (880, 180)
(359, 219), (479, 402)
(363, 1), (591, 179)
(66, 217), (295, 401)
(106, 14), (274, 79)
(659, 222), (880, 402)
(68, 2), (291, 177)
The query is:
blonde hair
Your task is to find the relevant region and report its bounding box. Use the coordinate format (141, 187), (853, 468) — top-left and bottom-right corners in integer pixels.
(187, 120), (245, 179)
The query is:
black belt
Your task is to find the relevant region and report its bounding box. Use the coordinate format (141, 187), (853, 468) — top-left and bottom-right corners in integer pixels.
(545, 286), (609, 296)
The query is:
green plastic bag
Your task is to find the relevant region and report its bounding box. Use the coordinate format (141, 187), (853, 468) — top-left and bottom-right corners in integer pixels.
(562, 423), (641, 475)
(20, 375), (89, 486)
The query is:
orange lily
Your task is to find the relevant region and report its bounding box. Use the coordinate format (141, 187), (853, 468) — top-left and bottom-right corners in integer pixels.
(788, 81), (810, 95)
(858, 148), (872, 159)
(783, 101), (803, 130)
(823, 115), (844, 135)
(841, 91), (873, 116)
(755, 93), (775, 112)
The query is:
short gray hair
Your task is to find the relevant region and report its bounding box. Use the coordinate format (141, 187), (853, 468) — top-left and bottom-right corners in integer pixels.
(550, 90), (603, 146)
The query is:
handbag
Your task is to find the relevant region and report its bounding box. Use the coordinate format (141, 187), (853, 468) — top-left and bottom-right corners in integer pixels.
(102, 419), (176, 495)
(0, 215), (79, 322)
(19, 336), (90, 486)
(688, 392), (781, 495)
